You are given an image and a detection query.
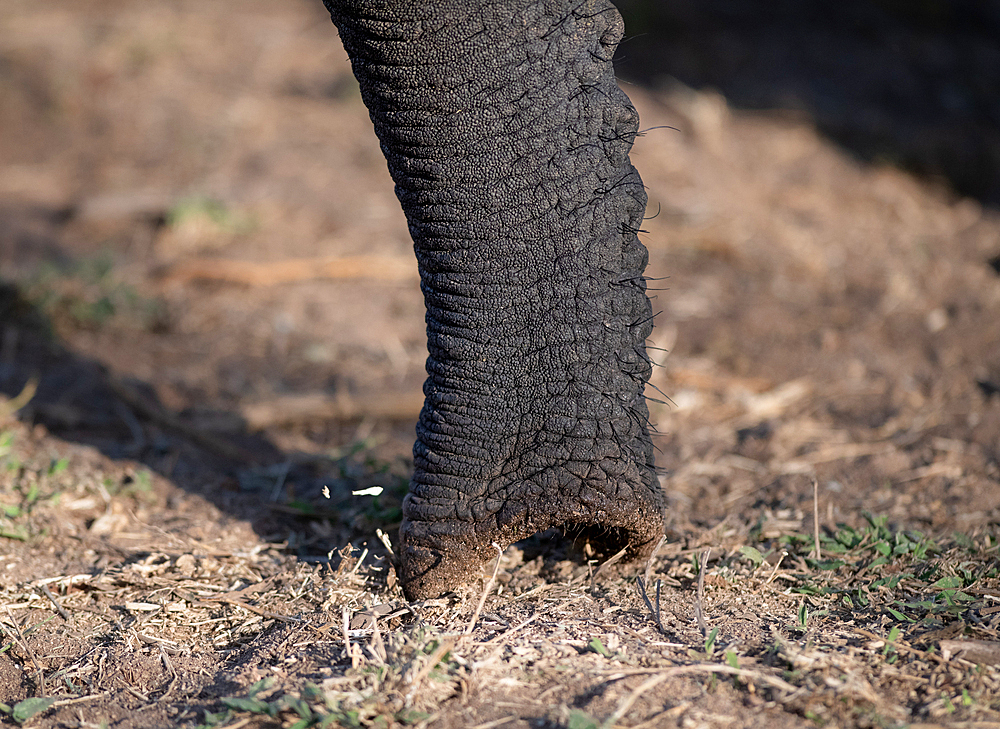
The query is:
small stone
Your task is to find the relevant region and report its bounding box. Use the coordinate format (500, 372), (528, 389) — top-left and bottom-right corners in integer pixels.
(175, 553), (198, 575)
(926, 307), (948, 333)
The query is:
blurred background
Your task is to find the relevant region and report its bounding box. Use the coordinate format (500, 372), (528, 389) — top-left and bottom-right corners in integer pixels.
(616, 0), (1000, 205)
(1, 0), (998, 547)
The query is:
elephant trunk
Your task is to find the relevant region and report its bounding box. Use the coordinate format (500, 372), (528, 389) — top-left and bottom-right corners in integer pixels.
(324, 0), (665, 599)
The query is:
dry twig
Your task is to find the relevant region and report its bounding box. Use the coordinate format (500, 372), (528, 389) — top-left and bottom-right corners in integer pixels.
(51, 692), (111, 708)
(765, 551), (787, 585)
(591, 664), (798, 694)
(0, 377), (37, 420)
(469, 717), (516, 729)
(466, 543), (503, 636)
(2, 605), (46, 695)
(484, 595), (587, 646)
(643, 535), (666, 587)
(342, 606), (358, 670)
(406, 636), (457, 702)
(636, 577), (666, 636)
(39, 584), (71, 621)
(604, 672), (669, 727)
(202, 595), (302, 623)
(854, 628), (946, 665)
(695, 549), (710, 637)
(939, 639), (1000, 665)
(368, 614), (387, 665)
(812, 478), (821, 560)
(591, 545), (629, 585)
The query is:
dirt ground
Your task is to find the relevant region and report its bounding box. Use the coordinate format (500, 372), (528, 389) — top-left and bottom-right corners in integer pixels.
(1, 1), (999, 728)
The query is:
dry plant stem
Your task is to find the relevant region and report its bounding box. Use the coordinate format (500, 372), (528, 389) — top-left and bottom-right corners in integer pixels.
(3, 605), (46, 695)
(465, 542), (503, 636)
(51, 693), (111, 708)
(407, 636), (457, 702)
(124, 686), (148, 702)
(636, 577), (666, 636)
(214, 719), (252, 729)
(854, 628), (946, 665)
(484, 595), (587, 645)
(604, 672), (669, 727)
(39, 584), (71, 621)
(695, 549), (710, 637)
(629, 702), (692, 729)
(813, 478), (821, 560)
(158, 645), (178, 701)
(0, 376), (37, 419)
(940, 639), (1000, 664)
(203, 595), (301, 623)
(765, 551), (787, 584)
(642, 535), (666, 587)
(341, 606), (358, 670)
(351, 547), (369, 575)
(655, 580), (661, 631)
(513, 583), (553, 601)
(591, 664), (798, 694)
(369, 615), (387, 665)
(484, 612), (541, 647)
(591, 545), (630, 585)
(466, 714), (517, 729)
(376, 528), (395, 558)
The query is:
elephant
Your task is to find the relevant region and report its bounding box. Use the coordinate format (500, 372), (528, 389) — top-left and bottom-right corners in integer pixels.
(321, 0), (666, 600)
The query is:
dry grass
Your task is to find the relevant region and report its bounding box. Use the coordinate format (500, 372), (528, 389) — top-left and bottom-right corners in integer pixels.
(0, 413), (998, 728)
(2, 1), (1000, 726)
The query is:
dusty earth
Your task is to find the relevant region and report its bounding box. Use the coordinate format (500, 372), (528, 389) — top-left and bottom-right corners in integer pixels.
(1, 1), (999, 728)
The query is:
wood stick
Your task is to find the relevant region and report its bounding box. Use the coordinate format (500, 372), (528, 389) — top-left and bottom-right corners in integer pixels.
(39, 585), (70, 622)
(695, 549), (710, 637)
(466, 543), (503, 636)
(3, 606), (46, 695)
(605, 673), (669, 728)
(813, 479), (821, 561)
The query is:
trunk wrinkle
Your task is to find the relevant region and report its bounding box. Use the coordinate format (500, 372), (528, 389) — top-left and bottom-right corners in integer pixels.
(324, 0), (666, 599)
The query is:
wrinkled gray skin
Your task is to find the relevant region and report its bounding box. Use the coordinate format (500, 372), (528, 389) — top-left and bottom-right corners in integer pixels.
(321, 0), (665, 599)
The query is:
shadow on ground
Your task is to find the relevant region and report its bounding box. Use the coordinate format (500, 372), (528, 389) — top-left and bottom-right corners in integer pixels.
(0, 277), (407, 563)
(615, 0), (1000, 206)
